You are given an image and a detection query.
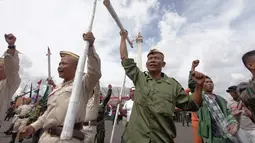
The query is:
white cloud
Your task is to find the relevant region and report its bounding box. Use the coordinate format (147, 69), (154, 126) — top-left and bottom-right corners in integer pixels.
(154, 0), (255, 97)
(1, 0), (254, 99)
(231, 73), (246, 81)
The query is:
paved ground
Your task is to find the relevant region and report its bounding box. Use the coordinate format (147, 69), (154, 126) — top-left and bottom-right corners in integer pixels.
(0, 120), (193, 143)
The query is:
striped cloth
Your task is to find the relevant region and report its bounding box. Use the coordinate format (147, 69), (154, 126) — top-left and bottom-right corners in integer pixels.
(203, 95), (239, 142)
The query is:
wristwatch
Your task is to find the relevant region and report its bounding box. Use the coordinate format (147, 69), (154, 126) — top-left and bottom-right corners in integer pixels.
(8, 45), (16, 49)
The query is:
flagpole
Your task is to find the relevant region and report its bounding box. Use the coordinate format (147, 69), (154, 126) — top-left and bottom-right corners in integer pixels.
(46, 47), (52, 94)
(29, 83), (33, 98)
(60, 0), (98, 141)
(47, 46), (52, 79)
(110, 75), (126, 143)
(103, 0), (133, 48)
(22, 84), (28, 95)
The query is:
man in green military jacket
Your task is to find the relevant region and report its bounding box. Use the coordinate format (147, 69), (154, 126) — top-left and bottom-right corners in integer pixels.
(188, 60), (239, 143)
(119, 30), (205, 143)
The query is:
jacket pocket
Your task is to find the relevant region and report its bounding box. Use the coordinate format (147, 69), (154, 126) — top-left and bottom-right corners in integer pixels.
(199, 121), (209, 138)
(153, 97), (174, 117)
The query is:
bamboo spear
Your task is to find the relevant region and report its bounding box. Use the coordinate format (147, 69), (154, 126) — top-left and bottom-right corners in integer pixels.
(110, 75), (126, 143)
(103, 0), (133, 48)
(60, 0), (98, 141)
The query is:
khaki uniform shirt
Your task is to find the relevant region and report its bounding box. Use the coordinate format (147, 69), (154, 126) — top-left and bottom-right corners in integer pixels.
(0, 50), (21, 123)
(31, 46), (101, 132)
(121, 58), (199, 143)
(84, 82), (101, 122)
(16, 104), (33, 116)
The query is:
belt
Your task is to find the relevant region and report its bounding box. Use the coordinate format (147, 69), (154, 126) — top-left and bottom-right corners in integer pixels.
(19, 115), (29, 119)
(46, 122), (84, 140)
(83, 120), (97, 126)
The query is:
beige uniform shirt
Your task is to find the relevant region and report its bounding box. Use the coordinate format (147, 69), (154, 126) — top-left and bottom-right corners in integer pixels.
(0, 50), (21, 123)
(84, 82), (101, 122)
(16, 104), (33, 116)
(30, 46), (101, 132)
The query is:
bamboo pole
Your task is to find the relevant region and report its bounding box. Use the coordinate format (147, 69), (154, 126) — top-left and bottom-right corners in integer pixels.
(60, 0), (98, 141)
(109, 75), (126, 143)
(103, 0), (133, 48)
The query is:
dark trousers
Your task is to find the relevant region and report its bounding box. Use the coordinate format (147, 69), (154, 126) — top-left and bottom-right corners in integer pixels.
(4, 114), (12, 121)
(112, 115), (121, 125)
(32, 128), (44, 143)
(95, 120), (105, 143)
(95, 129), (105, 143)
(182, 115), (189, 127)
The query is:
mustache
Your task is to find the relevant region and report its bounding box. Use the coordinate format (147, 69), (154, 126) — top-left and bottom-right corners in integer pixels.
(58, 68), (63, 72)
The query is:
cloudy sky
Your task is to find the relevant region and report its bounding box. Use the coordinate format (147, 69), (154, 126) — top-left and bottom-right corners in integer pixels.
(1, 0), (254, 100)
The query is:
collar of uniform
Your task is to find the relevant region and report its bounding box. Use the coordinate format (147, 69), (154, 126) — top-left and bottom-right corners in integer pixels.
(145, 72), (171, 84)
(61, 79), (74, 87)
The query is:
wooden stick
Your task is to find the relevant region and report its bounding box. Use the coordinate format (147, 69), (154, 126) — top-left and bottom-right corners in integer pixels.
(103, 0), (133, 48)
(60, 0), (98, 141)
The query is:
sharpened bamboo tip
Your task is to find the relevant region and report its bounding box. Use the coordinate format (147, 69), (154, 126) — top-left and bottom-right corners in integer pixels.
(103, 0), (110, 6)
(130, 42), (134, 48)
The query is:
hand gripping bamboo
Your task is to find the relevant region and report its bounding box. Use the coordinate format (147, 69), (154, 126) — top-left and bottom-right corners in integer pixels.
(103, 0), (134, 48)
(110, 75), (126, 143)
(60, 0), (98, 141)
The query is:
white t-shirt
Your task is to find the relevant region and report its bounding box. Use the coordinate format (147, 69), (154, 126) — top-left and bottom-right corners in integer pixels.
(123, 99), (134, 121)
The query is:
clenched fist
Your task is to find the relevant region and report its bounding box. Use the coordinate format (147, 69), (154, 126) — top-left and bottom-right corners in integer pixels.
(191, 71), (205, 85)
(47, 78), (56, 88)
(5, 33), (16, 46)
(120, 30), (128, 39)
(226, 123), (238, 135)
(83, 32), (95, 47)
(192, 60), (199, 68)
(19, 126), (35, 139)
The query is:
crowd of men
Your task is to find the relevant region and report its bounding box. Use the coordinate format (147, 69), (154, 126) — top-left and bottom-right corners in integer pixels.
(1, 30), (255, 143)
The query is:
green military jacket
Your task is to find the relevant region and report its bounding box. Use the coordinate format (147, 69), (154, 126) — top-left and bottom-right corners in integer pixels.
(198, 95), (235, 143)
(121, 58), (199, 143)
(188, 73), (236, 143)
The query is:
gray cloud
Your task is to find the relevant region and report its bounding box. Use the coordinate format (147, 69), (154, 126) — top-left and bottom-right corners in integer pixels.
(1, 0), (255, 102)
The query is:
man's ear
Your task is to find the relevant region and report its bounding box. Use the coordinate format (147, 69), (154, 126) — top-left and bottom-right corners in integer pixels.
(146, 61), (149, 68)
(247, 63), (255, 70)
(162, 62), (166, 67)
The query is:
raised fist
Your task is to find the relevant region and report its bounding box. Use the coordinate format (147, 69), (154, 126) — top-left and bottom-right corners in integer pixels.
(191, 71), (205, 85)
(47, 78), (56, 87)
(192, 60), (199, 68)
(83, 32), (95, 47)
(5, 33), (16, 46)
(119, 30), (128, 39)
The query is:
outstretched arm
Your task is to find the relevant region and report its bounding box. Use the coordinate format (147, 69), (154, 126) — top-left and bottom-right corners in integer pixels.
(3, 34), (21, 99)
(188, 60), (199, 93)
(102, 85), (113, 107)
(82, 32), (102, 96)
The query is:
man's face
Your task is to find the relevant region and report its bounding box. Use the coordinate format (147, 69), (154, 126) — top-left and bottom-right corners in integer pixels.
(25, 99), (32, 105)
(229, 91), (238, 101)
(130, 90), (135, 99)
(0, 63), (6, 80)
(146, 53), (165, 73)
(57, 56), (77, 80)
(203, 78), (214, 92)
